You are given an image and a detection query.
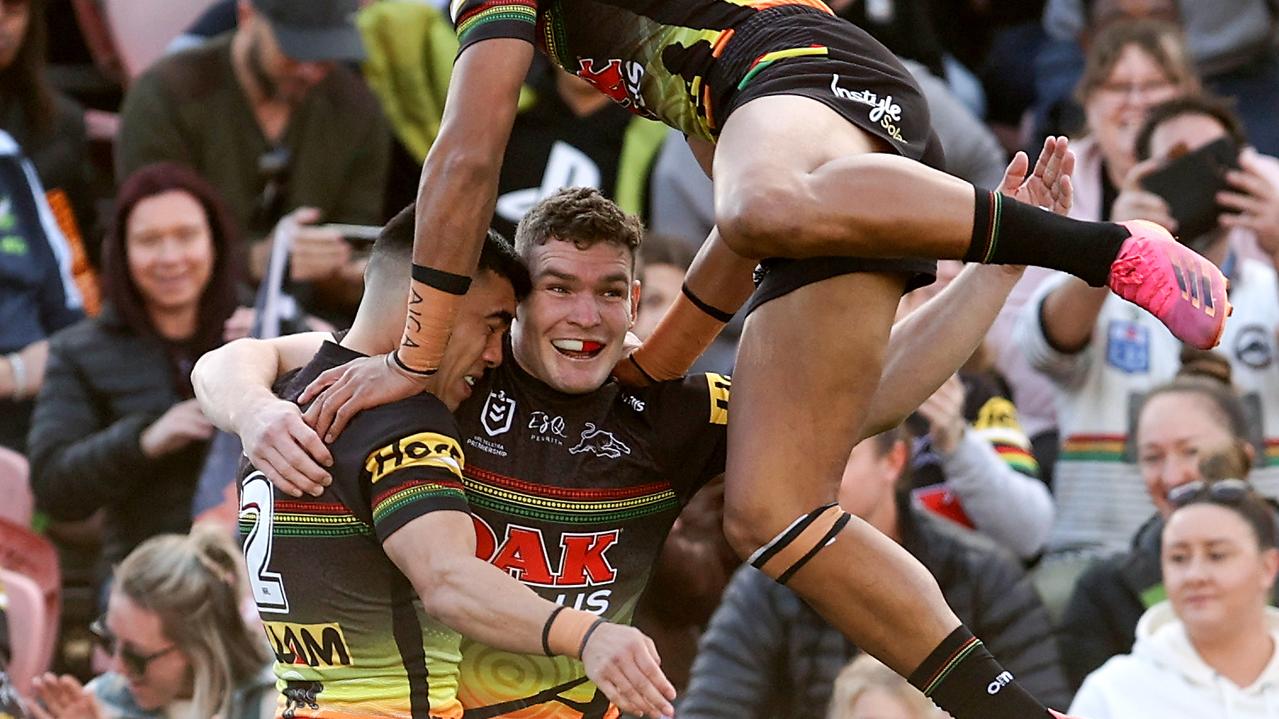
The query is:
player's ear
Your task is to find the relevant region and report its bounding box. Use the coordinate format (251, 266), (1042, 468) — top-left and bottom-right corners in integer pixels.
(629, 279), (641, 325)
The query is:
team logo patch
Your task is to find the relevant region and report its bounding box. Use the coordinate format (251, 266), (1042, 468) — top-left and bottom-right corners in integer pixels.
(264, 621), (352, 668)
(1106, 320), (1150, 374)
(706, 373), (731, 425)
(1234, 324), (1273, 369)
(569, 423), (631, 459)
(365, 432), (464, 483)
(829, 75), (905, 143)
(482, 390), (517, 437)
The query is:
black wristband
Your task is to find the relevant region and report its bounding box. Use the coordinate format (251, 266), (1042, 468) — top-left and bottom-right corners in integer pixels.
(681, 283), (734, 323)
(577, 617), (608, 658)
(541, 606), (567, 657)
(626, 355), (658, 384)
(412, 263), (472, 296)
(390, 349), (437, 377)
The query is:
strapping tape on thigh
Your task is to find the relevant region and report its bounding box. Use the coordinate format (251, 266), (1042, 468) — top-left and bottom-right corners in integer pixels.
(748, 502), (852, 585)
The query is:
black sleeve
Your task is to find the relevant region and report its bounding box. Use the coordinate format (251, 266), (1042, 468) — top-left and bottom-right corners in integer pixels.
(651, 373), (730, 499)
(451, 0), (538, 54)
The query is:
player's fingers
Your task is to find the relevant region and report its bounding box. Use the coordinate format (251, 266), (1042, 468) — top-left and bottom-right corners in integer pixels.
(256, 448), (309, 497)
(298, 367), (344, 404)
(289, 418), (335, 469)
(633, 640), (678, 704)
(599, 669), (647, 719)
(999, 151), (1029, 194)
(618, 653), (676, 718)
(324, 387), (369, 441)
(274, 431), (332, 489)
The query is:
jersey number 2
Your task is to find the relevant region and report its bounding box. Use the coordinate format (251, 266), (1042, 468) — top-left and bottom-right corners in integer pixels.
(240, 472), (289, 613)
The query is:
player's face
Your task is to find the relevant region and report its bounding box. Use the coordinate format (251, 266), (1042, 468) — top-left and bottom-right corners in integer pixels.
(1137, 391), (1237, 518)
(126, 190), (216, 321)
(1162, 504), (1278, 641)
(434, 270), (516, 411)
(103, 591), (194, 710)
(634, 262), (683, 340)
(514, 239), (639, 394)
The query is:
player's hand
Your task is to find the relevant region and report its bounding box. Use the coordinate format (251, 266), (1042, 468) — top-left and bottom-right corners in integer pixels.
(580, 623), (676, 719)
(139, 399), (215, 459)
(917, 374), (967, 455)
(299, 353), (430, 443)
(1001, 135), (1075, 217)
(30, 673), (103, 719)
(1219, 147), (1279, 254)
(1112, 157), (1177, 231)
(242, 398), (333, 497)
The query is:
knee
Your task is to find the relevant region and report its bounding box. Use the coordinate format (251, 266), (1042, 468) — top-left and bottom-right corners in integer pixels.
(721, 493), (782, 561)
(717, 184), (809, 259)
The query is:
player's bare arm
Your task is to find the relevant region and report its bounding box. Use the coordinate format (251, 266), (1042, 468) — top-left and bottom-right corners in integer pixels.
(193, 333), (331, 495)
(383, 511), (677, 718)
(299, 40), (534, 441)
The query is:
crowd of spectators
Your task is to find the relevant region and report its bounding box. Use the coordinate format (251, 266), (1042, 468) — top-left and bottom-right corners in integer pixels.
(3, 0), (1279, 717)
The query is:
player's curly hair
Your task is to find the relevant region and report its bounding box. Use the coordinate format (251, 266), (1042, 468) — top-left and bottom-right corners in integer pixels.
(514, 187), (644, 267)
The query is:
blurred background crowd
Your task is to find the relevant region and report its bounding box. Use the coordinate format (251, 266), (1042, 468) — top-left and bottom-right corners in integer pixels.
(3, 0), (1279, 717)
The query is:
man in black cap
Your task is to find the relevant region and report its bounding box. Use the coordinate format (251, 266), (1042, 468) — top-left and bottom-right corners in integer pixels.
(116, 0), (390, 325)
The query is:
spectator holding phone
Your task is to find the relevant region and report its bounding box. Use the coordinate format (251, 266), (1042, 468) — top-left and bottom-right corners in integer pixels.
(1018, 22), (1279, 558)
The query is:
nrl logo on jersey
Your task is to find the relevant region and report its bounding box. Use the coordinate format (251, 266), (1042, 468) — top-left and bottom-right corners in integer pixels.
(570, 423), (631, 459)
(482, 390), (516, 437)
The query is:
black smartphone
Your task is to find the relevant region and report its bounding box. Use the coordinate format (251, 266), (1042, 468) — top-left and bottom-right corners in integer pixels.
(1140, 136), (1240, 242)
(320, 223), (381, 245)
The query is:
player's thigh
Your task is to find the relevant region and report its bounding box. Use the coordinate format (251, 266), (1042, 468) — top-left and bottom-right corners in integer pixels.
(725, 270), (907, 523)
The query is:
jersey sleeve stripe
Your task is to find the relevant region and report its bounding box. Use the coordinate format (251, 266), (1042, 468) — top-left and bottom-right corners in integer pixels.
(372, 480), (469, 526)
(456, 2), (537, 47)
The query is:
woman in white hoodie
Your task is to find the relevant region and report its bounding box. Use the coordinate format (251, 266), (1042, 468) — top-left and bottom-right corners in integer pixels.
(1070, 479), (1279, 718)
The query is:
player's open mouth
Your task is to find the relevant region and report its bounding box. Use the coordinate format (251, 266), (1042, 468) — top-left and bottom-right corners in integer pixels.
(463, 375), (477, 387)
(551, 339), (605, 360)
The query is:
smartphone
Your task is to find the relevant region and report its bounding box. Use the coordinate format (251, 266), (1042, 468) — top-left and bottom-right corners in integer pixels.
(320, 223), (381, 245)
(1140, 136), (1240, 242)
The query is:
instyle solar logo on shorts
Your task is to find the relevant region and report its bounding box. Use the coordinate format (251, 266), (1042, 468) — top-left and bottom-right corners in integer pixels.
(482, 390), (517, 437)
(365, 432), (464, 483)
(828, 75), (906, 143)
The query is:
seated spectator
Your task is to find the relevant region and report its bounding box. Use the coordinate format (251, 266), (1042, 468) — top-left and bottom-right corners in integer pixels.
(0, 130), (84, 454)
(679, 429), (1070, 719)
(0, 0), (92, 245)
(634, 232), (697, 341)
(29, 526), (275, 719)
(116, 0), (388, 325)
(1069, 479), (1279, 717)
(1021, 82), (1279, 558)
(826, 654), (941, 719)
(1058, 352), (1279, 688)
(28, 163), (242, 574)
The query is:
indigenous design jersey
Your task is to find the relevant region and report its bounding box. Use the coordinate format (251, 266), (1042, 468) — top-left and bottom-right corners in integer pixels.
(237, 342), (471, 719)
(455, 350), (728, 717)
(449, 0), (834, 139)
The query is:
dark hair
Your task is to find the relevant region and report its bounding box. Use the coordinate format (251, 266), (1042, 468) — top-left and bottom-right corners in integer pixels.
(1134, 94), (1250, 161)
(0, 0), (55, 136)
(103, 163), (242, 354)
(1169, 481), (1278, 550)
(514, 187), (644, 266)
(1138, 350), (1249, 442)
(638, 233), (697, 275)
(374, 204), (531, 300)
(1075, 19), (1197, 106)
(1198, 441), (1253, 483)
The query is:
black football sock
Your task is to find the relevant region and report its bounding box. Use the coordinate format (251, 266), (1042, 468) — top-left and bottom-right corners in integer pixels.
(964, 188), (1129, 287)
(908, 626), (1054, 719)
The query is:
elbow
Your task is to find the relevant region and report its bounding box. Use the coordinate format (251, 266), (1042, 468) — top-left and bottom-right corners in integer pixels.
(427, 149), (501, 191)
(415, 559), (473, 627)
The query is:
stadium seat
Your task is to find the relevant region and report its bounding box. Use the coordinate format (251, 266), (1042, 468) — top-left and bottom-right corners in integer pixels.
(0, 520), (61, 683)
(1, 568), (51, 696)
(102, 0), (219, 80)
(0, 447), (31, 527)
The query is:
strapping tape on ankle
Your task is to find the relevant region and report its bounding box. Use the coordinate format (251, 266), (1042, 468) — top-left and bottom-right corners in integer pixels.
(749, 503), (852, 585)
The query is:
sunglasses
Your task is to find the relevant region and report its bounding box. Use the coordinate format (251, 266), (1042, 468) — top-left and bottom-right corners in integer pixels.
(90, 616), (179, 677)
(1167, 478), (1252, 509)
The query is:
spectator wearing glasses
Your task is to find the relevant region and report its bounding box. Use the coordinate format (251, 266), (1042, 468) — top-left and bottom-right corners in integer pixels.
(1059, 352), (1279, 689)
(28, 526), (274, 719)
(1069, 477), (1279, 717)
(116, 0), (389, 324)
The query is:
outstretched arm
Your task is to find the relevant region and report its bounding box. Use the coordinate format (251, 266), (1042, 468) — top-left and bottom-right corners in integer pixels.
(384, 512), (677, 718)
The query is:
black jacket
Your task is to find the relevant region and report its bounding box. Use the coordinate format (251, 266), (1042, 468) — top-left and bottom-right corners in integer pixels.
(28, 308), (209, 566)
(680, 497), (1072, 718)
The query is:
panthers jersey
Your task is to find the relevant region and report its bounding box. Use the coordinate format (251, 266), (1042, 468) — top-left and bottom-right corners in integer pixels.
(453, 350), (729, 718)
(238, 342), (471, 719)
(449, 0), (834, 139)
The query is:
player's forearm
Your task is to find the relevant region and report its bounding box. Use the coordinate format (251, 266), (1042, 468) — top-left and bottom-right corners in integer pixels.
(862, 265), (1022, 438)
(193, 339), (285, 434)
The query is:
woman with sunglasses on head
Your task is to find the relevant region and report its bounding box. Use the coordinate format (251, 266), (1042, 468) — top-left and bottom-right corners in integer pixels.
(1069, 477), (1279, 716)
(1056, 349), (1279, 689)
(28, 525), (274, 719)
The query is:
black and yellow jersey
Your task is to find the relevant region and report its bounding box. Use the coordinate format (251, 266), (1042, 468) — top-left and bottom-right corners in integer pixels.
(238, 341), (471, 719)
(453, 350), (728, 718)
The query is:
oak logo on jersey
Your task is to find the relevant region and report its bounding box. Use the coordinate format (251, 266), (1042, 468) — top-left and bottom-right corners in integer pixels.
(569, 423), (631, 459)
(473, 517), (620, 588)
(482, 390), (517, 437)
(576, 58), (654, 118)
(365, 432), (463, 483)
(263, 622), (353, 668)
(706, 373), (730, 425)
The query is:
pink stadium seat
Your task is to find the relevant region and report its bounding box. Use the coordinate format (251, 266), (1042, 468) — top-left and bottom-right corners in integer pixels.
(1, 568), (50, 696)
(0, 447), (31, 527)
(102, 0), (219, 80)
(0, 520), (61, 682)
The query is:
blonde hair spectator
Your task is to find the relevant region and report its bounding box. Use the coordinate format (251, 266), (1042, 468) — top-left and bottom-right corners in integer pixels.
(827, 655), (942, 719)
